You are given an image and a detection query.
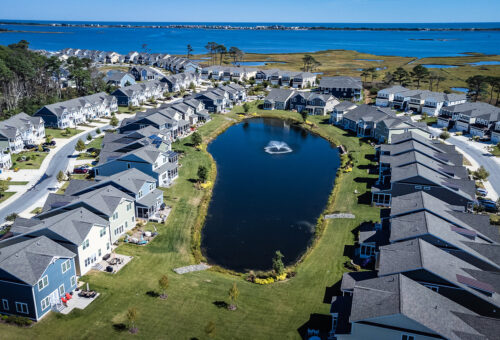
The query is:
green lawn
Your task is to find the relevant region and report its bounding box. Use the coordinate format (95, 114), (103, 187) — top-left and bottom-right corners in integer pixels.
(11, 151), (48, 170)
(0, 106), (380, 339)
(490, 145), (500, 157)
(0, 180), (28, 187)
(0, 191), (15, 204)
(77, 137), (103, 159)
(45, 128), (84, 139)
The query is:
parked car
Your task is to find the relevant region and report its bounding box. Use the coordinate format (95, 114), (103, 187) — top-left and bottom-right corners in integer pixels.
(476, 188), (488, 197)
(73, 167), (89, 174)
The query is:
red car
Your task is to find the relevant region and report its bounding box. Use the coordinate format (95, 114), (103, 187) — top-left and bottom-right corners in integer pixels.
(73, 167), (89, 174)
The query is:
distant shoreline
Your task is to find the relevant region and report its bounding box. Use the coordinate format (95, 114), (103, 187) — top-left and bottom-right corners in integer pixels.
(1, 21), (499, 31)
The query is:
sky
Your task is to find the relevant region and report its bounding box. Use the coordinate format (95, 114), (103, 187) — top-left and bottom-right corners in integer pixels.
(1, 0), (500, 23)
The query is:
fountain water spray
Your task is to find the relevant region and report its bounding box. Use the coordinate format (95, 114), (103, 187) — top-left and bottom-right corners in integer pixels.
(264, 141), (293, 154)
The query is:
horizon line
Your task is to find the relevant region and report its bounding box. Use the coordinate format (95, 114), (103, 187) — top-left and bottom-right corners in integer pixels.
(1, 18), (500, 24)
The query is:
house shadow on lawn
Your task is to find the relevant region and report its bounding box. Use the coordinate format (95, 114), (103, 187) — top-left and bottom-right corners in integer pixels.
(297, 313), (332, 340)
(323, 279), (342, 304)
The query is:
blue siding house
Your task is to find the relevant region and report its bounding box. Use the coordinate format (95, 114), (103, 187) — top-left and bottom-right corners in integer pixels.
(0, 236), (77, 321)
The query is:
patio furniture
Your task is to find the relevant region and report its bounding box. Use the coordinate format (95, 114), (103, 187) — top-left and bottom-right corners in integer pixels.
(65, 293), (72, 300)
(106, 266), (114, 273)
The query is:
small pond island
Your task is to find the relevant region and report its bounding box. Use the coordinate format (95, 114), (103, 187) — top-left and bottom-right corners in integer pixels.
(202, 118), (340, 271)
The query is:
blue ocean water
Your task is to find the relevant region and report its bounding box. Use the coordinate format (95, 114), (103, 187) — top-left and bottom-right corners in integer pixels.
(0, 21), (499, 57)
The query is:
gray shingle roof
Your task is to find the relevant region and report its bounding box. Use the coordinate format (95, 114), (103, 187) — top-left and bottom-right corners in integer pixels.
(380, 139), (463, 166)
(319, 76), (362, 89)
(11, 207), (108, 245)
(264, 89), (295, 103)
(0, 236), (75, 285)
(343, 104), (395, 123)
(350, 274), (485, 339)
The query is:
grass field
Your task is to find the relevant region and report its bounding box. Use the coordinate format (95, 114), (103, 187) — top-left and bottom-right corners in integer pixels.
(0, 191), (15, 204)
(77, 136), (104, 159)
(0, 106), (380, 339)
(45, 128), (84, 139)
(11, 151), (48, 169)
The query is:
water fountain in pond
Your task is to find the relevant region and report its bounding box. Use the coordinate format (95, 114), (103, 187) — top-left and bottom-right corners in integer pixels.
(264, 141), (293, 154)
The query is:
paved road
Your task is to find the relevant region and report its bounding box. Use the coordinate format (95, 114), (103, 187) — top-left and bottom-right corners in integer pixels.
(430, 128), (500, 198)
(0, 127), (108, 222)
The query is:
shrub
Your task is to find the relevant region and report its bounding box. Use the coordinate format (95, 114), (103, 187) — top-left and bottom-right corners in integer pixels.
(275, 273), (287, 281)
(254, 277), (275, 285)
(439, 131), (450, 140)
(5, 315), (32, 326)
(344, 261), (361, 271)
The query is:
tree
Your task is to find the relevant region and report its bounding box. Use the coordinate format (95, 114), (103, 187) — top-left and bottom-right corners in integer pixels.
(205, 42), (217, 66)
(485, 76), (500, 104)
(158, 275), (169, 299)
(186, 44), (193, 59)
(126, 307), (138, 333)
(197, 165), (208, 183)
(228, 282), (240, 310)
(369, 68), (378, 84)
(300, 110), (308, 123)
(216, 44), (227, 65)
(86, 133), (93, 141)
(410, 65), (429, 89)
(360, 69), (370, 85)
(64, 127), (71, 136)
(192, 132), (202, 147)
(110, 115), (119, 127)
(383, 72), (394, 85)
(427, 72), (439, 91)
(302, 54), (320, 72)
(75, 139), (86, 152)
(439, 131), (450, 140)
(96, 127), (101, 134)
(474, 166), (490, 181)
(229, 46), (245, 65)
(242, 102), (251, 114)
(466, 75), (488, 102)
(393, 67), (409, 85)
(272, 250), (285, 276)
(435, 75), (446, 92)
(205, 321), (216, 339)
(57, 170), (65, 182)
(5, 213), (18, 222)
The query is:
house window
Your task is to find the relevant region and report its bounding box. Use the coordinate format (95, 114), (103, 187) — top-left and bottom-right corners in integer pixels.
(59, 284), (65, 296)
(131, 216), (135, 222)
(100, 228), (107, 237)
(138, 191), (142, 198)
(41, 296), (51, 311)
(2, 299), (8, 310)
(125, 221), (128, 228)
(127, 203), (132, 211)
(98, 248), (102, 257)
(414, 185), (422, 190)
(423, 186), (431, 191)
(113, 212), (118, 220)
(401, 335), (415, 340)
(38, 275), (49, 291)
(82, 239), (90, 250)
(106, 242), (110, 250)
(15, 302), (28, 314)
(71, 276), (77, 287)
(127, 163), (131, 169)
(61, 259), (71, 274)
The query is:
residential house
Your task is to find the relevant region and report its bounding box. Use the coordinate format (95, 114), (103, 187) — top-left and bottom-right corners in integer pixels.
(389, 191), (500, 271)
(373, 115), (431, 143)
(375, 86), (410, 107)
(263, 89), (295, 110)
(124, 51), (139, 64)
(220, 83), (247, 104)
(371, 162), (476, 208)
(318, 76), (363, 101)
(105, 71), (136, 87)
(292, 72), (316, 88)
(255, 69), (279, 84)
(130, 66), (159, 81)
(289, 92), (339, 115)
(193, 90), (229, 113)
(438, 102), (500, 139)
(9, 208), (111, 276)
(38, 185), (136, 244)
(94, 133), (179, 188)
(0, 113), (45, 152)
(330, 274), (499, 340)
(65, 168), (164, 220)
(330, 102), (358, 124)
(492, 121), (500, 144)
(378, 239), (500, 317)
(0, 236), (77, 321)
(341, 105), (395, 138)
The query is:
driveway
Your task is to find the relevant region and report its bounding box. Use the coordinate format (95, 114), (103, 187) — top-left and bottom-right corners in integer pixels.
(0, 126), (109, 222)
(429, 127), (500, 200)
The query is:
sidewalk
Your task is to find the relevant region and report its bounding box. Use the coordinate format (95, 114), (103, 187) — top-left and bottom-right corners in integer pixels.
(0, 114), (133, 211)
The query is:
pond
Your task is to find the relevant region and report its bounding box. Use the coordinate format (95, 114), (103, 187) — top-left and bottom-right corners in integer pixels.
(232, 61), (286, 66)
(451, 87), (469, 93)
(202, 118), (340, 271)
(466, 61), (500, 66)
(421, 64), (458, 69)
